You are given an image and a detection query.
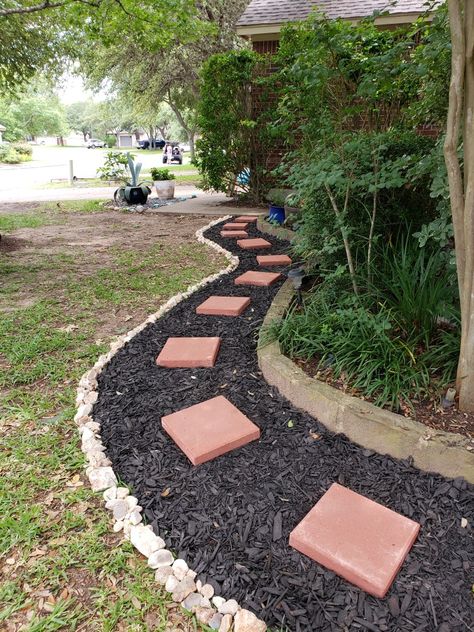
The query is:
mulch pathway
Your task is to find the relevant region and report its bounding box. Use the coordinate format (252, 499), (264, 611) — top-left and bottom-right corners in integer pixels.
(94, 219), (474, 632)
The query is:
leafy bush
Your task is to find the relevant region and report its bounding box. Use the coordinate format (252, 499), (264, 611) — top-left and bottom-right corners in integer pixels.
(97, 151), (130, 180)
(150, 167), (175, 181)
(12, 142), (32, 158)
(0, 146), (21, 164)
(196, 49), (277, 201)
(105, 135), (117, 148)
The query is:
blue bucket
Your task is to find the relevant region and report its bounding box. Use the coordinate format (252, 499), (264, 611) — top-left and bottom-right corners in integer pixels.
(269, 204), (285, 225)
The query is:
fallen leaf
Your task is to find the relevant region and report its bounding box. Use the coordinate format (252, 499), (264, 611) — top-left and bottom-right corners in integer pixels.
(131, 595), (142, 610)
(59, 324), (79, 333)
(161, 487), (171, 498)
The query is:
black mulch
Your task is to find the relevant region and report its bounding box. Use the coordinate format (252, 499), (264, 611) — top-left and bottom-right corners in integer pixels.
(93, 220), (474, 632)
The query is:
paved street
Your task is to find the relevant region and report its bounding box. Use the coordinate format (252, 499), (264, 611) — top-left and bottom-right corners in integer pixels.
(0, 145), (193, 197)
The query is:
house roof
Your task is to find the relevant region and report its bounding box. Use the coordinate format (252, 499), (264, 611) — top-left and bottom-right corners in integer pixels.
(237, 0), (433, 27)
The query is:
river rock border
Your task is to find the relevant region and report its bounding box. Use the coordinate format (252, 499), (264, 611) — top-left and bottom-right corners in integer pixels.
(74, 215), (267, 632)
(258, 280), (474, 484)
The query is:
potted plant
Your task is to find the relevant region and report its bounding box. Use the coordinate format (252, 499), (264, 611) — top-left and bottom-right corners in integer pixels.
(150, 167), (176, 199)
(114, 153), (151, 205)
(267, 189), (288, 225)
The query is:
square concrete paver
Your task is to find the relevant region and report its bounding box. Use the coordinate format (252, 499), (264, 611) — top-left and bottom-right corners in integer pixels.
(235, 271), (282, 287)
(237, 238), (272, 250)
(196, 296), (251, 317)
(257, 255), (292, 267)
(289, 483), (420, 598)
(220, 230), (248, 238)
(224, 222), (249, 230)
(235, 216), (259, 222)
(156, 337), (221, 368)
(162, 395), (260, 465)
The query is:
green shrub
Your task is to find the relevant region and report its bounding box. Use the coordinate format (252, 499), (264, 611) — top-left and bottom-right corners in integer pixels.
(150, 167), (175, 181)
(105, 134), (117, 148)
(0, 147), (21, 164)
(12, 142), (33, 158)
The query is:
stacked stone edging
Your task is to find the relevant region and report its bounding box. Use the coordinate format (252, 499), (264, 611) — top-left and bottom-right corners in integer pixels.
(256, 217), (295, 242)
(258, 281), (474, 483)
(75, 215), (267, 632)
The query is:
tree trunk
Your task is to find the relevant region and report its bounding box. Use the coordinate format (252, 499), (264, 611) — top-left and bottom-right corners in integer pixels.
(325, 183), (359, 296)
(187, 131), (196, 161)
(445, 0), (474, 411)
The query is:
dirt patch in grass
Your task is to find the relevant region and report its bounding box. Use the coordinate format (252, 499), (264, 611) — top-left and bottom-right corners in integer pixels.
(0, 235), (30, 253)
(0, 201), (227, 631)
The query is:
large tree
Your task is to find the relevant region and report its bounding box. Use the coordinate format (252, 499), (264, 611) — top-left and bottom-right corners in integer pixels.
(80, 0), (248, 158)
(444, 0), (474, 411)
(0, 0), (202, 91)
(0, 85), (67, 141)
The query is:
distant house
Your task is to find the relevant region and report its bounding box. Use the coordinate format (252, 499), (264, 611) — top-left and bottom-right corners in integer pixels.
(237, 0), (438, 54)
(0, 124), (5, 144)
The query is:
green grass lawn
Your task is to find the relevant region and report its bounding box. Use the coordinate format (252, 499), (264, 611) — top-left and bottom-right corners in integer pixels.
(0, 202), (228, 631)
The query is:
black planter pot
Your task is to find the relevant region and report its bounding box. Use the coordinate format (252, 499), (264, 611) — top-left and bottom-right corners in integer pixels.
(124, 185), (150, 205)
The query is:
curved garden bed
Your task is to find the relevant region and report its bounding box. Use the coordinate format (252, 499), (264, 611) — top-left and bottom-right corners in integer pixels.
(81, 218), (473, 632)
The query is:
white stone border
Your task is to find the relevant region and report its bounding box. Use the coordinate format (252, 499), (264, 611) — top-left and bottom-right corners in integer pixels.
(75, 216), (267, 632)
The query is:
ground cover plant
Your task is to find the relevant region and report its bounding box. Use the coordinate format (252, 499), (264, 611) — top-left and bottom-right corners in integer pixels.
(0, 201), (226, 631)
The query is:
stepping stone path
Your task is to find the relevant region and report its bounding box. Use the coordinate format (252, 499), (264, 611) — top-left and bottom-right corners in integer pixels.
(289, 483), (420, 598)
(161, 395), (260, 466)
(196, 296), (251, 317)
(156, 337), (221, 368)
(132, 216), (427, 628)
(257, 254), (292, 267)
(220, 230), (248, 238)
(234, 271), (282, 287)
(237, 238), (272, 250)
(235, 216), (259, 222)
(224, 222), (249, 230)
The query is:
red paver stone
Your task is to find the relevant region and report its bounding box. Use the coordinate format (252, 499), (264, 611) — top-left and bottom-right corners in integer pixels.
(234, 271), (282, 287)
(196, 296), (251, 317)
(235, 216), (259, 222)
(223, 222), (249, 230)
(220, 230), (248, 238)
(237, 238), (272, 250)
(257, 254), (293, 267)
(289, 483), (420, 598)
(156, 337), (221, 368)
(162, 395), (260, 465)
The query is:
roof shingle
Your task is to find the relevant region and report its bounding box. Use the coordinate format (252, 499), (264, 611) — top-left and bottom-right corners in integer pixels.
(237, 0), (433, 27)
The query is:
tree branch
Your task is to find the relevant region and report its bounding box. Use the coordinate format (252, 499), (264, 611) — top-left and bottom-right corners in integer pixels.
(0, 0), (99, 16)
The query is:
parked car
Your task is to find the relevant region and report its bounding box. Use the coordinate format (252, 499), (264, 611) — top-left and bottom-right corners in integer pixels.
(138, 139), (166, 150)
(162, 144), (183, 165)
(87, 138), (106, 148)
(180, 143), (191, 153)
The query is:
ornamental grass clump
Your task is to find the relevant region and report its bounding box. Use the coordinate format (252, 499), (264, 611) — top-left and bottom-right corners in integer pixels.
(269, 238), (459, 412)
